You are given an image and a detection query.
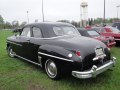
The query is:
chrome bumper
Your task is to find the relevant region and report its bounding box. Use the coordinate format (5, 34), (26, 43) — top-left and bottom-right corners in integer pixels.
(72, 57), (116, 79)
(115, 39), (120, 41)
(108, 42), (116, 46)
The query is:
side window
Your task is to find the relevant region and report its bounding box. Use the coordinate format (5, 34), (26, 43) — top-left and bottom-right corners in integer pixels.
(53, 27), (64, 36)
(33, 27), (42, 38)
(21, 27), (31, 37)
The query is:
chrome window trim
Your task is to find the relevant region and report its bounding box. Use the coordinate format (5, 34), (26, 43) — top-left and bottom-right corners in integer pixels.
(29, 35), (78, 40)
(38, 52), (73, 62)
(115, 39), (120, 40)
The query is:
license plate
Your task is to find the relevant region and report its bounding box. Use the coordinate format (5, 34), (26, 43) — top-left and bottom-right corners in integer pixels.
(95, 48), (104, 56)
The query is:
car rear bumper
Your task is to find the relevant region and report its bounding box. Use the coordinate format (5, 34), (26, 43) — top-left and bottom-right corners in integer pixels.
(72, 57), (116, 79)
(115, 39), (120, 41)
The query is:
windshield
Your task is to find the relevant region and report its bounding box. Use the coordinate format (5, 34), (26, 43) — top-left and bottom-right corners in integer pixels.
(87, 31), (100, 36)
(92, 28), (106, 33)
(111, 27), (120, 33)
(53, 26), (80, 36)
(112, 23), (120, 27)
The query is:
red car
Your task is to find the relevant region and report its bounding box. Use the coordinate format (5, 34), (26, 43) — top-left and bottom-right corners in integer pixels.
(93, 26), (120, 43)
(78, 28), (116, 48)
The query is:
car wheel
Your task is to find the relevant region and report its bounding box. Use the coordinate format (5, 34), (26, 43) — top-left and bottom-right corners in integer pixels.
(45, 59), (61, 80)
(7, 46), (15, 58)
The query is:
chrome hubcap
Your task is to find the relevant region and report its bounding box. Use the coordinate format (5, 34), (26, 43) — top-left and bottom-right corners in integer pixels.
(46, 60), (57, 78)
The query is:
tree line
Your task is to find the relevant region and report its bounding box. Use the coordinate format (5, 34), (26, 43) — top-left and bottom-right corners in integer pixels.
(0, 15), (27, 30)
(57, 18), (120, 27)
(0, 14), (120, 30)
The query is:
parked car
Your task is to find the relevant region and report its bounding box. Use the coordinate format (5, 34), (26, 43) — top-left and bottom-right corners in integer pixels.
(7, 22), (116, 80)
(112, 22), (120, 30)
(77, 28), (116, 48)
(93, 26), (120, 43)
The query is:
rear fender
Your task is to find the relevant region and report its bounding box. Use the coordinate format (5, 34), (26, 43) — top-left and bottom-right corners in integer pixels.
(38, 44), (75, 62)
(38, 44), (82, 71)
(38, 45), (74, 69)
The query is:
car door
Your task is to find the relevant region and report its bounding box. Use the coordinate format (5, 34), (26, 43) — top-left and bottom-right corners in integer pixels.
(25, 27), (44, 63)
(18, 26), (32, 58)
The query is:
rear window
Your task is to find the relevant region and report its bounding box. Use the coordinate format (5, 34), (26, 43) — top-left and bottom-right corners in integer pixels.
(87, 31), (100, 36)
(53, 26), (80, 36)
(93, 28), (106, 33)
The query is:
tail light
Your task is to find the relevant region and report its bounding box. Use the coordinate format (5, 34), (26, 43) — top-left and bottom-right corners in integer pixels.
(76, 51), (81, 56)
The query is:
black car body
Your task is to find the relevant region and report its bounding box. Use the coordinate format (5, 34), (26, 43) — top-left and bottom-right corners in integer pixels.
(7, 22), (116, 80)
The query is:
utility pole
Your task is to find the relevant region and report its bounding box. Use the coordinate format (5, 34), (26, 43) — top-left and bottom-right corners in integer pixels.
(103, 0), (106, 24)
(117, 5), (120, 19)
(42, 0), (45, 22)
(80, 4), (82, 27)
(27, 11), (29, 24)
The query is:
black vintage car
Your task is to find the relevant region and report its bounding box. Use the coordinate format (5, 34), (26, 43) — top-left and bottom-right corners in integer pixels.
(7, 22), (116, 80)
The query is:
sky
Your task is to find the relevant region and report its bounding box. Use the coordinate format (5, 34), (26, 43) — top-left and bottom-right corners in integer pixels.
(0, 0), (120, 23)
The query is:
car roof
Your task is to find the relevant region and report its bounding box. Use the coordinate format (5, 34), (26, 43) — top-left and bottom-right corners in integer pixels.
(77, 28), (86, 31)
(92, 27), (104, 29)
(25, 22), (73, 27)
(78, 28), (99, 32)
(113, 22), (120, 24)
(23, 22), (76, 38)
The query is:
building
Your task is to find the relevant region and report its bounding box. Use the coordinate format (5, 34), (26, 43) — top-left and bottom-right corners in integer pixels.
(80, 0), (88, 27)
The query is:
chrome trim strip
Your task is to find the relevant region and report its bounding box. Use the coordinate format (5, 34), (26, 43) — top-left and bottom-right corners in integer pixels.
(15, 54), (42, 67)
(115, 39), (120, 40)
(18, 35), (73, 40)
(38, 52), (74, 62)
(7, 41), (22, 46)
(29, 35), (77, 40)
(108, 42), (116, 45)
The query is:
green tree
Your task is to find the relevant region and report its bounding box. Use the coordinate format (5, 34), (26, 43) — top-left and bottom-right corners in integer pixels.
(57, 20), (70, 23)
(71, 21), (78, 27)
(5, 22), (12, 29)
(0, 15), (4, 24)
(0, 15), (4, 29)
(12, 20), (19, 29)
